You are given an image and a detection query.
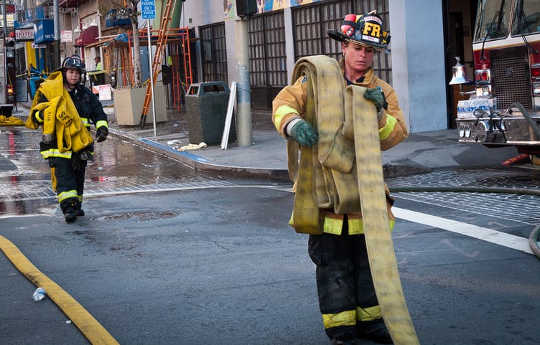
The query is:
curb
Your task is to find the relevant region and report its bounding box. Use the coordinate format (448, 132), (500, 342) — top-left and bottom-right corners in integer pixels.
(109, 127), (435, 180)
(108, 127), (290, 180)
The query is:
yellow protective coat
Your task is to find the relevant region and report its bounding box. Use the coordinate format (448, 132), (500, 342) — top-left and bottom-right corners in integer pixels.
(273, 60), (408, 149)
(272, 56), (408, 235)
(25, 71), (93, 153)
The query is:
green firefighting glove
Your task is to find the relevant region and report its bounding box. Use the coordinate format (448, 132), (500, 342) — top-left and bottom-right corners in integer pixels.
(364, 87), (388, 115)
(290, 119), (318, 147)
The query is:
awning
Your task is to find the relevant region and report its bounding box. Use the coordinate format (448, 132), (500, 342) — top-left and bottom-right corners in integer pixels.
(59, 0), (79, 8)
(34, 19), (55, 44)
(79, 25), (98, 46)
(84, 32), (129, 48)
(85, 37), (115, 48)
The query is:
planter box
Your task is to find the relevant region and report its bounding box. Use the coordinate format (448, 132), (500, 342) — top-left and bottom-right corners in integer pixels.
(113, 85), (168, 126)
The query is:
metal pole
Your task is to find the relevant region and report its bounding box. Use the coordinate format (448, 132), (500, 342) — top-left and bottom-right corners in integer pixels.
(96, 9), (104, 67)
(2, 0), (7, 104)
(53, 0), (60, 68)
(235, 18), (251, 147)
(146, 19), (157, 137)
(79, 21), (84, 60)
(53, 0), (59, 39)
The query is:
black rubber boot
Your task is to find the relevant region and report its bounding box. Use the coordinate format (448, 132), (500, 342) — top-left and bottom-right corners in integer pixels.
(331, 337), (356, 345)
(75, 201), (85, 217)
(64, 208), (77, 223)
(356, 319), (393, 344)
(61, 199), (78, 224)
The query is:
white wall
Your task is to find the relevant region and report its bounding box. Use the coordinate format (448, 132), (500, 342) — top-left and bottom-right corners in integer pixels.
(182, 0), (227, 27)
(182, 1), (233, 84)
(183, 0), (450, 132)
(390, 0), (448, 133)
(284, 7), (296, 84)
(389, 0), (410, 129)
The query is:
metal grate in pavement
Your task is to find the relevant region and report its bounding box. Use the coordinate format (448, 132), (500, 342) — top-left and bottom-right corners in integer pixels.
(0, 180), (54, 201)
(388, 168), (540, 191)
(394, 191), (540, 226)
(389, 168), (540, 226)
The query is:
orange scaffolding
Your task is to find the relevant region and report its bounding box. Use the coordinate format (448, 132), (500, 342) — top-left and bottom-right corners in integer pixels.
(127, 27), (192, 116)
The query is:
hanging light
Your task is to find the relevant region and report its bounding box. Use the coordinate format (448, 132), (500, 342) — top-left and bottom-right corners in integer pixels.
(449, 57), (469, 85)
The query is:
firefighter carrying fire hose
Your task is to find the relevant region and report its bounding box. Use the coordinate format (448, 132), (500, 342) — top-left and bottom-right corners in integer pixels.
(25, 55), (109, 223)
(272, 12), (409, 345)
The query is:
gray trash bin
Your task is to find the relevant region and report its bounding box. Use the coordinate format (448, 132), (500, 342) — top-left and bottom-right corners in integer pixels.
(185, 81), (236, 145)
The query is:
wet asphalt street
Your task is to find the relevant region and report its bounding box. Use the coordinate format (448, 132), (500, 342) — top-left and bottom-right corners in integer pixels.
(1, 127), (540, 345)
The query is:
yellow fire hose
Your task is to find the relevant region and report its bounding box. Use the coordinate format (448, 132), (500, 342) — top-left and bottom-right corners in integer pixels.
(349, 85), (420, 344)
(0, 115), (25, 126)
(0, 235), (120, 345)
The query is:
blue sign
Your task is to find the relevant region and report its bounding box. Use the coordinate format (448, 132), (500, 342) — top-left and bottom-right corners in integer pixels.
(141, 0), (156, 19)
(34, 19), (55, 44)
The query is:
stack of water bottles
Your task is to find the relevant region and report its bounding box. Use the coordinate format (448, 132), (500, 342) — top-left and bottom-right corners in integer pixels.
(457, 97), (496, 119)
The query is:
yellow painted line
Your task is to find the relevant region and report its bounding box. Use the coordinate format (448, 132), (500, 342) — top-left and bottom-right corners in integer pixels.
(0, 235), (120, 345)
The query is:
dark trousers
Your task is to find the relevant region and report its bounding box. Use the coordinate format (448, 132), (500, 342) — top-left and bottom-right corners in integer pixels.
(49, 155), (86, 213)
(308, 222), (379, 340)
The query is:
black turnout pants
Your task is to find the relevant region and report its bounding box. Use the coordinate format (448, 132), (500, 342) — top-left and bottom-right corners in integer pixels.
(49, 154), (87, 212)
(308, 221), (379, 340)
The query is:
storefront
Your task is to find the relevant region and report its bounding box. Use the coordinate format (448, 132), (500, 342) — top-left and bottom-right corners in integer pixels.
(33, 19), (59, 73)
(76, 24), (99, 67)
(443, 0), (478, 128)
(14, 25), (36, 102)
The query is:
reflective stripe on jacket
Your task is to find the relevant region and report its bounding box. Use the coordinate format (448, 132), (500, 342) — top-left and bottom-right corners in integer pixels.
(40, 149), (72, 159)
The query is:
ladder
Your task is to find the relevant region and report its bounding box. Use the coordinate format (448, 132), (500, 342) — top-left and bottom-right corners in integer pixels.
(138, 0), (177, 128)
(182, 30), (193, 91)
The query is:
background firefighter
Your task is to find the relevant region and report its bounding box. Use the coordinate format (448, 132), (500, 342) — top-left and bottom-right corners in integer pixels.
(272, 12), (408, 345)
(25, 55), (109, 223)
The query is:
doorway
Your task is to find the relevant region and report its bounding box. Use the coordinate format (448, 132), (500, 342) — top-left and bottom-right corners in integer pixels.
(443, 0), (478, 128)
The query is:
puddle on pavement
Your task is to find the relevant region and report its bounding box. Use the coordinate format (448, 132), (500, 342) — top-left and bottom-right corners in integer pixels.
(91, 210), (180, 222)
(0, 199), (56, 216)
(0, 129), (209, 217)
(70, 230), (98, 242)
(0, 128), (225, 218)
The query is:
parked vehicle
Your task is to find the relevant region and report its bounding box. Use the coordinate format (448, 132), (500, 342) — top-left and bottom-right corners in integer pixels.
(455, 0), (540, 157)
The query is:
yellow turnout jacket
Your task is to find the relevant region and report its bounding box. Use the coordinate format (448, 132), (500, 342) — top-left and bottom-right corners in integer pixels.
(272, 57), (408, 235)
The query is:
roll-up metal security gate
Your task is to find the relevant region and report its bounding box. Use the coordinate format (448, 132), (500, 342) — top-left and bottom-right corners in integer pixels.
(248, 10), (287, 109)
(200, 22), (228, 83)
(293, 0), (392, 84)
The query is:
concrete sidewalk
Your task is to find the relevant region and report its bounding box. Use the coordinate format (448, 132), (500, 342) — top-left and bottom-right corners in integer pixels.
(17, 102), (522, 178)
(106, 108), (522, 179)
